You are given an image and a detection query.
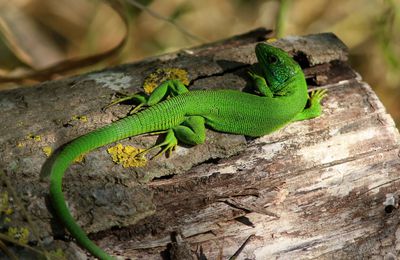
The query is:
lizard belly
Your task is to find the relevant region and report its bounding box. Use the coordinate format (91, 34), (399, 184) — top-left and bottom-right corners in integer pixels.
(184, 89), (306, 137)
(204, 113), (289, 137)
(203, 104), (292, 137)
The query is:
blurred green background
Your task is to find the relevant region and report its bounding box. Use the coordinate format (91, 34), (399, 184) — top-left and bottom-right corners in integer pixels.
(0, 0), (399, 125)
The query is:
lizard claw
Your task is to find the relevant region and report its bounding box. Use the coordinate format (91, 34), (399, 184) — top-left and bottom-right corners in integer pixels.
(103, 92), (148, 114)
(310, 89), (328, 104)
(248, 70), (263, 81)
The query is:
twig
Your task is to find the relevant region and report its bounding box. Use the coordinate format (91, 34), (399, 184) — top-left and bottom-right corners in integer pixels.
(0, 240), (18, 260)
(229, 234), (255, 260)
(125, 0), (205, 43)
(0, 233), (47, 257)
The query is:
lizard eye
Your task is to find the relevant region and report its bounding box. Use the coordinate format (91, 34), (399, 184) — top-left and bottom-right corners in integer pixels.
(268, 55), (278, 64)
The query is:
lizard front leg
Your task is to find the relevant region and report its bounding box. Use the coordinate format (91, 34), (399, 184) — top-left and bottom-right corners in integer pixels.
(105, 79), (189, 114)
(147, 79), (189, 105)
(248, 71), (274, 97)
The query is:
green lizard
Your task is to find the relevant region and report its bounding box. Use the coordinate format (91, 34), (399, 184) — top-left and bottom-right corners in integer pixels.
(47, 43), (327, 259)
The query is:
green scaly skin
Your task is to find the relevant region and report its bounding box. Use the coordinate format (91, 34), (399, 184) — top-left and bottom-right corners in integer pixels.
(47, 43), (327, 259)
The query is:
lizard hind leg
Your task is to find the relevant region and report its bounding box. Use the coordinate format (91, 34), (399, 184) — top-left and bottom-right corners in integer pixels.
(139, 116), (206, 159)
(147, 79), (189, 105)
(172, 116), (206, 145)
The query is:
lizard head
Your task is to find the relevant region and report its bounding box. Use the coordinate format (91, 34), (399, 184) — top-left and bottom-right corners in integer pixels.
(255, 43), (302, 93)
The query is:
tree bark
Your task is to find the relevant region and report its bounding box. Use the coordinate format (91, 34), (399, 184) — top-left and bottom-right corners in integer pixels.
(1, 28), (399, 259)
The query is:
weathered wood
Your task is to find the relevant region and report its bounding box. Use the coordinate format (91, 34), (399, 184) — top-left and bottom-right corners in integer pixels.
(1, 28), (400, 259)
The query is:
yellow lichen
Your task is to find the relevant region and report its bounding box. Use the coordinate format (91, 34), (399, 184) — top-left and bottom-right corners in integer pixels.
(143, 68), (189, 94)
(42, 146), (53, 157)
(73, 154), (85, 163)
(4, 207), (13, 215)
(47, 248), (66, 259)
(27, 134), (41, 142)
(107, 143), (147, 168)
(17, 142), (25, 148)
(7, 227), (30, 244)
(72, 115), (88, 123)
(0, 192), (13, 215)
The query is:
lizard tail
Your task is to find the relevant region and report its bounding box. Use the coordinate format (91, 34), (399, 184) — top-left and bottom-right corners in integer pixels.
(49, 115), (150, 260)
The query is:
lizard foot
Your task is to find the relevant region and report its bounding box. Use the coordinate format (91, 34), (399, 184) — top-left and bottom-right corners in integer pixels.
(309, 89), (328, 105)
(138, 129), (178, 159)
(103, 92), (148, 114)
